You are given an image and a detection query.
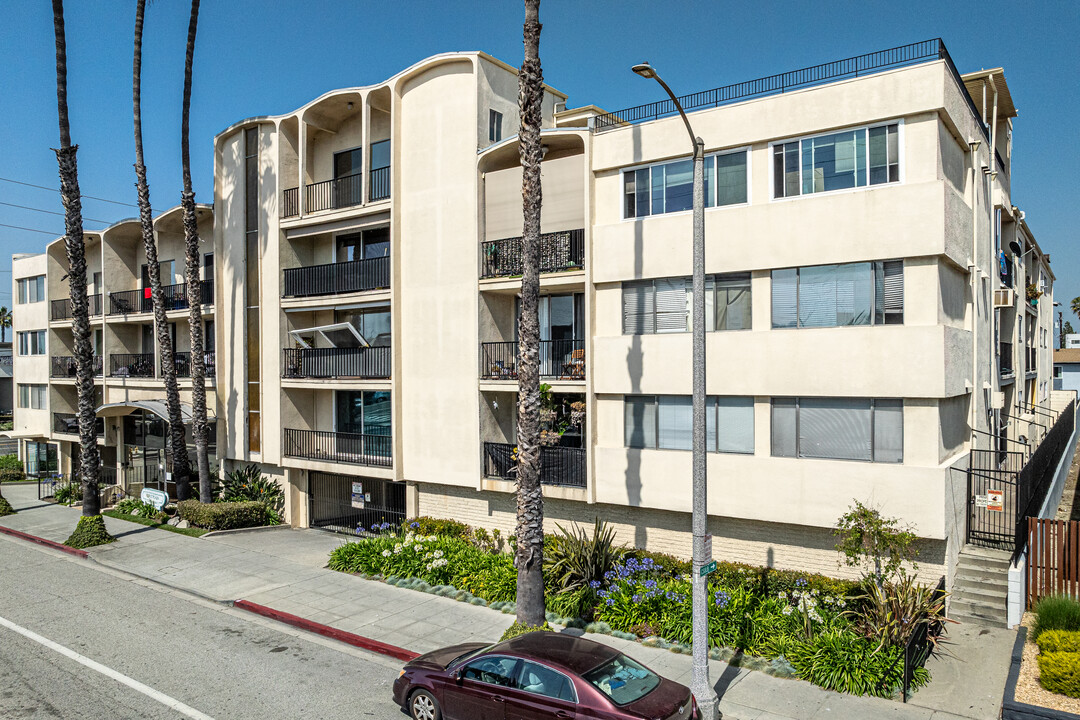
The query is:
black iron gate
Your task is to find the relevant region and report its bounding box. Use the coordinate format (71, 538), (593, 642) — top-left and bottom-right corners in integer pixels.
(308, 472), (406, 534)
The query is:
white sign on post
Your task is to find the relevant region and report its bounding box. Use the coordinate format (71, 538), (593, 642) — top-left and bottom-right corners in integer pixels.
(975, 495), (989, 508)
(141, 488), (168, 511)
(351, 481), (365, 509)
(703, 534), (713, 562)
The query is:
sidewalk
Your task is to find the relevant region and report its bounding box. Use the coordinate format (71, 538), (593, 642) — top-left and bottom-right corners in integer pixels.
(0, 483), (1008, 720)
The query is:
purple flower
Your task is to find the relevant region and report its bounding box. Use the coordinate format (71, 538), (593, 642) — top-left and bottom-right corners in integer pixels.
(589, 580), (601, 590)
(606, 598), (615, 606)
(632, 594), (642, 603)
(714, 591), (730, 609)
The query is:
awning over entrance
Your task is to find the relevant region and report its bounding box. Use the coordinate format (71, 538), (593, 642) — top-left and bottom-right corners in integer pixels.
(95, 401), (216, 424)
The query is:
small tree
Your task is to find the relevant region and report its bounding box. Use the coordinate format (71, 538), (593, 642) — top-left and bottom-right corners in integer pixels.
(1063, 320), (1075, 348)
(834, 500), (918, 587)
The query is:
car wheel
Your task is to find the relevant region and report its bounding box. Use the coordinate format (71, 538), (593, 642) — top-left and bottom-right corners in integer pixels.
(409, 689), (441, 720)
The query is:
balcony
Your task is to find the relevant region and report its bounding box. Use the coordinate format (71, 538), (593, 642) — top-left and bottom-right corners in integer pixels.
(1000, 341), (1014, 378)
(481, 229), (585, 279)
(282, 347), (390, 379)
(283, 428), (391, 468)
(166, 351), (216, 379)
(282, 187), (299, 218)
(51, 294), (103, 320)
(480, 340), (585, 381)
(305, 173), (363, 214)
(53, 412), (104, 437)
(370, 166), (390, 202)
(282, 256), (390, 298)
(482, 442), (586, 488)
(108, 281), (213, 316)
(50, 355), (103, 378)
(109, 353), (154, 378)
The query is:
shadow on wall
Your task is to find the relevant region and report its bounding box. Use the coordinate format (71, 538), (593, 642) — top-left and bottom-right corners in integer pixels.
(625, 122), (646, 550)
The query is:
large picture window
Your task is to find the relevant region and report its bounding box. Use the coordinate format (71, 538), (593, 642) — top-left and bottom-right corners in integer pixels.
(623, 273), (751, 334)
(624, 395), (754, 454)
(17, 330), (46, 356)
(771, 260), (902, 329)
(17, 276), (45, 304)
(772, 123), (900, 199)
(624, 149), (748, 218)
(771, 397), (903, 463)
(18, 384), (47, 410)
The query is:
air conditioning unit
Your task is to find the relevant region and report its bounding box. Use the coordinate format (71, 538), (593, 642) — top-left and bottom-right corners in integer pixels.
(994, 289), (1015, 308)
(991, 391), (1005, 409)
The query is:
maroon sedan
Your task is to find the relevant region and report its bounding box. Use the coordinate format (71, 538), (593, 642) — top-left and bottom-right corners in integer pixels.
(392, 631), (697, 720)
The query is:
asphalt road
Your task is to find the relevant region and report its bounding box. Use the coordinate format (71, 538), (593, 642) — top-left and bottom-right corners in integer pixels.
(0, 534), (407, 719)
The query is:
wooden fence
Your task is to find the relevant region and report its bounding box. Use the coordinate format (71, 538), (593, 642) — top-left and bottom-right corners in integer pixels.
(1027, 517), (1080, 608)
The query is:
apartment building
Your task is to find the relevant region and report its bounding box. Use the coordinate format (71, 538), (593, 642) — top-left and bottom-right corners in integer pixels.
(11, 207), (217, 486)
(13, 40), (1062, 595)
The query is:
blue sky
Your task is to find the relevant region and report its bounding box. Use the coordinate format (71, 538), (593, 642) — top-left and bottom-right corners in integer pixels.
(1, 1), (1077, 324)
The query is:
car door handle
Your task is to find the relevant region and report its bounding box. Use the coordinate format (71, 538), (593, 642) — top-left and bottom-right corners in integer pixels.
(492, 696), (505, 703)
(555, 712), (572, 719)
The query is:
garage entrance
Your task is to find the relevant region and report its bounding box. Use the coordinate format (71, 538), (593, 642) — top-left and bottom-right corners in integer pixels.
(308, 472), (406, 534)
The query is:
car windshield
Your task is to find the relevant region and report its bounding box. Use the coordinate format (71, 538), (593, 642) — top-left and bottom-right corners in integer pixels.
(583, 654), (660, 705)
(447, 645), (494, 669)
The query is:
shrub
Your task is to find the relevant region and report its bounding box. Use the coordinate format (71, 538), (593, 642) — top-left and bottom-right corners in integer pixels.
(115, 497), (160, 519)
(65, 515), (115, 548)
(221, 465), (284, 513)
(402, 516), (470, 538)
(1039, 630), (1080, 655)
(835, 500), (919, 585)
(177, 500), (274, 531)
(1039, 651), (1080, 697)
(545, 519), (627, 596)
(0, 468), (24, 483)
(0, 454), (23, 471)
(787, 631), (919, 698)
(0, 492), (14, 517)
(627, 549), (691, 577)
(846, 572), (949, 650)
(499, 622), (552, 641)
(1034, 595), (1080, 641)
(54, 482), (81, 505)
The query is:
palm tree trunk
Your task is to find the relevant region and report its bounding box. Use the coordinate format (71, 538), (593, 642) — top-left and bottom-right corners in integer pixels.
(52, 0), (101, 516)
(514, 0), (545, 628)
(133, 0), (192, 501)
(180, 0), (211, 503)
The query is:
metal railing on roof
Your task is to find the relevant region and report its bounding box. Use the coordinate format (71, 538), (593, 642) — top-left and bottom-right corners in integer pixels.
(594, 38), (988, 143)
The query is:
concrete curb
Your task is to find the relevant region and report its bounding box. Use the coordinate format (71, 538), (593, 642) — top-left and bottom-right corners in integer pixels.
(1001, 626), (1080, 720)
(0, 524), (88, 558)
(233, 599), (420, 663)
(201, 524), (293, 538)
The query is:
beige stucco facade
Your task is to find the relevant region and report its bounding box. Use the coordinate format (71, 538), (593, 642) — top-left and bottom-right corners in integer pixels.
(11, 48), (1059, 589)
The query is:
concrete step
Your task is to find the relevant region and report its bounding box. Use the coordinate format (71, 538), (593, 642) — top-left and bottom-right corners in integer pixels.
(953, 571), (1010, 593)
(961, 545), (1013, 562)
(956, 554), (1013, 574)
(952, 585), (1008, 606)
(949, 598), (1008, 626)
(950, 608), (1008, 629)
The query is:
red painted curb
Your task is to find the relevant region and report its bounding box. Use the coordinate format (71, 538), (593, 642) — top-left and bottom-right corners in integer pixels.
(0, 524), (89, 558)
(233, 599), (420, 662)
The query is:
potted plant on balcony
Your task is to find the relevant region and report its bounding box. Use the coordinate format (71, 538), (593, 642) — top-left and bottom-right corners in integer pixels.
(1027, 283), (1043, 306)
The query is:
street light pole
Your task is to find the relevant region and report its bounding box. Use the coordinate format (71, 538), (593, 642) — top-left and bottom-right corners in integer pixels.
(633, 62), (719, 720)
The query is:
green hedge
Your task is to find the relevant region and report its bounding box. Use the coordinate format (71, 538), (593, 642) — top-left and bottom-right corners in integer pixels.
(1035, 595), (1080, 641)
(0, 468), (25, 483)
(177, 500), (275, 531)
(0, 454), (23, 471)
(65, 515), (115, 548)
(1038, 630), (1080, 654)
(1039, 651), (1080, 697)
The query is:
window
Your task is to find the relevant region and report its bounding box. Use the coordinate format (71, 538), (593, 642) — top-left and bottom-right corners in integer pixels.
(624, 395), (754, 454)
(18, 384), (47, 409)
(17, 330), (46, 356)
(462, 656), (519, 687)
(772, 123), (900, 199)
(771, 397), (903, 463)
(1055, 366), (1063, 379)
(336, 227), (389, 262)
(334, 148), (363, 179)
(17, 275), (45, 304)
(584, 654), (661, 706)
(489, 109), (503, 143)
(516, 661), (576, 702)
(772, 260), (902, 328)
(335, 307), (391, 346)
(624, 150), (748, 218)
(622, 273), (751, 334)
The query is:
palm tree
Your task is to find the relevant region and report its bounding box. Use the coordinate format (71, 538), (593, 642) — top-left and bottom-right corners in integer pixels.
(179, 0), (211, 502)
(133, 0), (192, 500)
(0, 307), (11, 343)
(513, 0), (546, 628)
(1071, 296), (1080, 323)
(51, 0), (103, 518)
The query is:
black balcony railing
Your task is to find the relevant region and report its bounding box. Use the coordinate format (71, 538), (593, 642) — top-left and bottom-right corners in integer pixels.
(168, 351), (216, 379)
(200, 279), (214, 306)
(483, 442), (586, 488)
(370, 166), (390, 201)
(481, 339), (585, 380)
(53, 412), (104, 436)
(305, 173), (363, 213)
(481, 229), (585, 279)
(109, 353), (154, 378)
(1000, 342), (1014, 377)
(282, 346), (391, 379)
(283, 256), (390, 298)
(51, 294), (102, 320)
(50, 355), (103, 378)
(283, 428), (392, 468)
(282, 186), (299, 218)
(109, 282), (212, 315)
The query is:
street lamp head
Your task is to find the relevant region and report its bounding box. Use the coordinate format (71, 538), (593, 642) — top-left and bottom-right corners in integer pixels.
(632, 62), (656, 80)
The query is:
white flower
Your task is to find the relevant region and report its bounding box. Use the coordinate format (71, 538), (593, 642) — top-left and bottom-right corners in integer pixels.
(432, 550), (444, 559)
(393, 544), (403, 554)
(782, 606), (793, 616)
(777, 591), (787, 601)
(381, 549), (391, 557)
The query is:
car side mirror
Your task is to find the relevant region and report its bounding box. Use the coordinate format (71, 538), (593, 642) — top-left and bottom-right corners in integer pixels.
(454, 668), (465, 683)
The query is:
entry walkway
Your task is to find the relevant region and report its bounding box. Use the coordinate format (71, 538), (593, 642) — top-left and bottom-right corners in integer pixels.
(0, 482), (1008, 720)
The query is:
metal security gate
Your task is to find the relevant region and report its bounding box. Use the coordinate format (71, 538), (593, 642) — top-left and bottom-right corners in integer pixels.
(308, 472), (405, 534)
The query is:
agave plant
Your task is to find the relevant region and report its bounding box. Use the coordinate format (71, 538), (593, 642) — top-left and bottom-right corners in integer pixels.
(221, 464), (284, 513)
(545, 517), (627, 595)
(845, 571), (953, 653)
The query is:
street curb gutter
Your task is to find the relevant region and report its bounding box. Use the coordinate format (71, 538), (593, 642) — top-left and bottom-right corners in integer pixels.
(1001, 627), (1080, 720)
(0, 524), (88, 559)
(233, 599), (420, 663)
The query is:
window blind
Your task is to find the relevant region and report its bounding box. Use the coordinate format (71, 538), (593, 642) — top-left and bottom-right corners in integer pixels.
(622, 281), (654, 334)
(798, 265), (837, 328)
(624, 396), (655, 449)
(657, 395), (692, 450)
(881, 260), (903, 324)
(771, 398), (797, 457)
(873, 399), (904, 462)
(771, 269), (798, 329)
(654, 278), (688, 333)
(799, 398), (872, 461)
(717, 397), (755, 454)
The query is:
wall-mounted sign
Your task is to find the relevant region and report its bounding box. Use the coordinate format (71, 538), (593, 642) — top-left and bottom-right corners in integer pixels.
(988, 489), (1004, 513)
(351, 481), (365, 509)
(975, 495), (989, 508)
